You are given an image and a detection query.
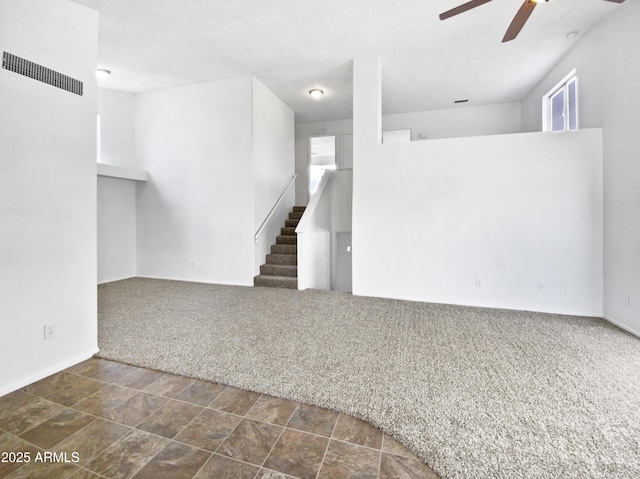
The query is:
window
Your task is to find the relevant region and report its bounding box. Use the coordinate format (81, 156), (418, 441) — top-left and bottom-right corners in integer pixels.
(543, 70), (578, 132)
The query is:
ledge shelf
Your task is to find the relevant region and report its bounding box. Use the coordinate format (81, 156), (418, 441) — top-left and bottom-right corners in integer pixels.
(97, 163), (149, 182)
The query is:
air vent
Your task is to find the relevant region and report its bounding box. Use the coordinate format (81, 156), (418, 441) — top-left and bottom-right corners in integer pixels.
(2, 51), (83, 96)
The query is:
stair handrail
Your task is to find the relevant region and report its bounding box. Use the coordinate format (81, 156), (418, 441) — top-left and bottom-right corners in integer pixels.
(295, 169), (333, 235)
(254, 174), (297, 241)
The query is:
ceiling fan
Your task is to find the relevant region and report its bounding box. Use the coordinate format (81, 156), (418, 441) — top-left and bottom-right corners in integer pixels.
(439, 0), (626, 43)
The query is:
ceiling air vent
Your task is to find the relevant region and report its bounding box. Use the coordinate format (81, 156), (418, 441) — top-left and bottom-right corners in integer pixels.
(2, 51), (83, 96)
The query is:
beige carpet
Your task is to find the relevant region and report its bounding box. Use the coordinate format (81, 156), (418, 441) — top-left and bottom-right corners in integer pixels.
(97, 278), (640, 479)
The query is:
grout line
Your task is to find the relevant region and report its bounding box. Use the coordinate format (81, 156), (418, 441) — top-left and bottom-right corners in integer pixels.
(258, 400), (294, 470)
(189, 450), (214, 479)
(314, 410), (340, 479)
(169, 403), (209, 443)
(377, 436), (384, 479)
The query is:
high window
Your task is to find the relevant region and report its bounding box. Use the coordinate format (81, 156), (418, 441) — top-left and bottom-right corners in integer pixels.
(543, 70), (578, 132)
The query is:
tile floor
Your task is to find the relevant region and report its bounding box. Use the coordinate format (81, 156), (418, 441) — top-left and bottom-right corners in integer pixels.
(0, 358), (440, 479)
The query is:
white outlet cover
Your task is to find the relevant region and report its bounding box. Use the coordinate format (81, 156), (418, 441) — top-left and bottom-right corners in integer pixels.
(44, 323), (57, 340)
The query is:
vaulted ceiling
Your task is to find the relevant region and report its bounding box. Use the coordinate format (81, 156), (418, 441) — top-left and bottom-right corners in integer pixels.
(70, 0), (625, 123)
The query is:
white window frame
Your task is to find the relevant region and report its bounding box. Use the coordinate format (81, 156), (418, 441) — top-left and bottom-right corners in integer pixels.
(542, 69), (578, 132)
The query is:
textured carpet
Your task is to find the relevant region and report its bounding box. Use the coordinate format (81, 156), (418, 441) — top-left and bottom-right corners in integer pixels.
(97, 278), (640, 479)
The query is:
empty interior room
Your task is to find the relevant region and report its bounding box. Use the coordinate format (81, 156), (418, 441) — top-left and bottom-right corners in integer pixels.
(1, 1), (640, 478)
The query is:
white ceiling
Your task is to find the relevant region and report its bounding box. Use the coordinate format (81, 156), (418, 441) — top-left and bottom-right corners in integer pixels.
(70, 0), (624, 123)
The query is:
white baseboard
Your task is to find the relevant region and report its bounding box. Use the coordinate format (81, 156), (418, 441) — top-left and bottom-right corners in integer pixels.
(98, 275), (136, 285)
(136, 275), (253, 287)
(603, 315), (640, 338)
(0, 348), (99, 397)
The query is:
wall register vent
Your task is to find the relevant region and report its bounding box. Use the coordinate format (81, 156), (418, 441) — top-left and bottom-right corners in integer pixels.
(2, 51), (83, 96)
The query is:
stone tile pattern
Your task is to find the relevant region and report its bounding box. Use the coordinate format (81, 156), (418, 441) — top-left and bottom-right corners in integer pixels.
(0, 358), (440, 479)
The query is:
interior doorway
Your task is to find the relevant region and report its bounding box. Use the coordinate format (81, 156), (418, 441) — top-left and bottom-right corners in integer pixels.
(309, 135), (336, 195)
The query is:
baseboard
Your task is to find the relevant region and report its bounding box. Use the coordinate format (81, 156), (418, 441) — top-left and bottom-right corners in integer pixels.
(98, 275), (136, 285)
(0, 347), (99, 397)
(603, 315), (640, 338)
(353, 290), (603, 319)
(136, 275), (253, 287)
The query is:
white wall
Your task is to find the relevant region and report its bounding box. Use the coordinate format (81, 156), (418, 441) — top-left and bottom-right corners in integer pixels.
(330, 169), (353, 233)
(297, 174), (332, 291)
(295, 104), (522, 205)
(252, 78), (295, 274)
(252, 78), (295, 231)
(297, 169), (353, 291)
(295, 119), (353, 206)
(97, 177), (137, 283)
(0, 0), (99, 395)
(522, 2), (640, 334)
(382, 103), (522, 141)
(352, 57), (604, 316)
(97, 88), (139, 284)
(135, 76), (256, 286)
(98, 89), (137, 168)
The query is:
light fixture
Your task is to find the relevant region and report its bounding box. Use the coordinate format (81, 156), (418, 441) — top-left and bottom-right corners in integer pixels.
(96, 69), (111, 79)
(309, 89), (324, 100)
(566, 31), (579, 39)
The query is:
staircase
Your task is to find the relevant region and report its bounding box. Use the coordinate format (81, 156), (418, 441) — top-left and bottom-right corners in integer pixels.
(254, 206), (305, 289)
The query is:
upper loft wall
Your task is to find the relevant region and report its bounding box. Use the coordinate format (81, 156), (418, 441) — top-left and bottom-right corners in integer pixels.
(98, 88), (136, 169)
(294, 102), (522, 205)
(0, 0), (99, 394)
(382, 102), (522, 141)
(352, 56), (603, 317)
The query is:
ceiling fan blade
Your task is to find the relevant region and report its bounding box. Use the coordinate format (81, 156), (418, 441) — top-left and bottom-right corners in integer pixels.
(439, 0), (493, 21)
(502, 0), (536, 43)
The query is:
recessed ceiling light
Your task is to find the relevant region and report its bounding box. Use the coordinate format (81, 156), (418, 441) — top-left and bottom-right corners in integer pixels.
(96, 69), (111, 79)
(309, 89), (324, 100)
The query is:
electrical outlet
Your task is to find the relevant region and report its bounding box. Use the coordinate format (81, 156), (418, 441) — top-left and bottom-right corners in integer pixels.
(475, 279), (482, 288)
(44, 323), (57, 340)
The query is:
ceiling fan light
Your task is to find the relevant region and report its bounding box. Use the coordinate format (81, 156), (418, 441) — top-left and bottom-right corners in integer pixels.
(309, 89), (324, 100)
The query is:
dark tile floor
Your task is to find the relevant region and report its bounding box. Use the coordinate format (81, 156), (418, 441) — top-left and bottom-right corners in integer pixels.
(0, 358), (440, 479)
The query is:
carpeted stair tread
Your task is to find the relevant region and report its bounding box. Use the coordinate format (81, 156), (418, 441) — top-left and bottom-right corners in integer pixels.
(271, 244), (297, 254)
(255, 206), (304, 289)
(253, 275), (298, 289)
(276, 235), (297, 245)
(266, 253), (297, 265)
(285, 219), (299, 228)
(260, 264), (297, 277)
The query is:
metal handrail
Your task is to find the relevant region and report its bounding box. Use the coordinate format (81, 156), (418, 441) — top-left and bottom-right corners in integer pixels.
(254, 174), (297, 241)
